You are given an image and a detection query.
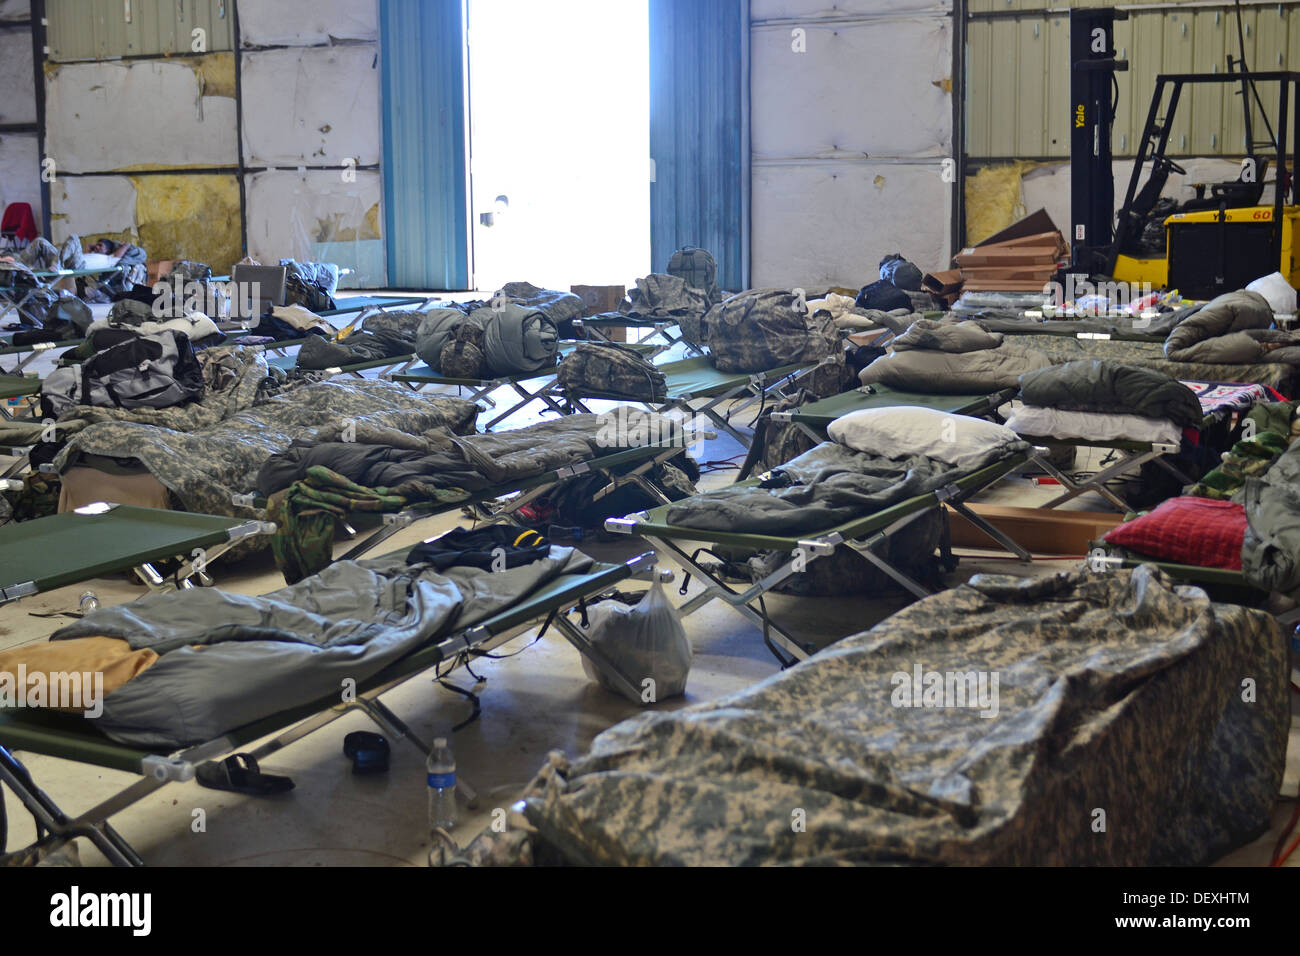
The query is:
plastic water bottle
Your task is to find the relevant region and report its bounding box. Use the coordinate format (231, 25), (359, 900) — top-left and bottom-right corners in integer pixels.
(79, 591), (99, 614)
(427, 738), (457, 831)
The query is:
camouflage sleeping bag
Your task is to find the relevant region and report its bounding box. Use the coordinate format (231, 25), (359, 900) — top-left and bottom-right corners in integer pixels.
(452, 565), (1286, 866)
(52, 377), (479, 531)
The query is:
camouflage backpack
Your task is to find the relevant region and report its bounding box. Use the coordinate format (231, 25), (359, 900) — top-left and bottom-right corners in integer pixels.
(440, 320), (487, 380)
(704, 289), (839, 373)
(667, 246), (719, 300)
(556, 342), (667, 401)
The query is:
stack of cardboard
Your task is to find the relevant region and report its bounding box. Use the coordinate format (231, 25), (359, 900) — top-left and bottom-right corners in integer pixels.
(921, 269), (964, 307)
(950, 208), (1070, 293)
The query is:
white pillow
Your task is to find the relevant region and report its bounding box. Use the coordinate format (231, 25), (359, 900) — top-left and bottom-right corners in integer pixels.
(828, 406), (1021, 470)
(1246, 271), (1297, 315)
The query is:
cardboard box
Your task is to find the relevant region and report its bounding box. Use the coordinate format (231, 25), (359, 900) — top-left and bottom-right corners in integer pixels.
(571, 284), (626, 341)
(945, 503), (1123, 555)
(973, 209), (1062, 248)
(921, 271), (963, 307)
(146, 259), (176, 286)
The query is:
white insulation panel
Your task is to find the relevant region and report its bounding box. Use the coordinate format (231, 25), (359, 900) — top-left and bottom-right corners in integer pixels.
(751, 0), (951, 19)
(48, 174), (137, 240)
(44, 60), (236, 173)
(0, 131), (42, 226)
(0, 30), (35, 123)
(238, 0), (378, 46)
(244, 168), (382, 270)
(752, 17), (951, 161)
(751, 161), (949, 289)
(0, 0), (30, 21)
(241, 45), (381, 168)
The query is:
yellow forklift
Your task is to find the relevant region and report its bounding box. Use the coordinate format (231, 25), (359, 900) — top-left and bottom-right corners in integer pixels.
(1072, 9), (1300, 297)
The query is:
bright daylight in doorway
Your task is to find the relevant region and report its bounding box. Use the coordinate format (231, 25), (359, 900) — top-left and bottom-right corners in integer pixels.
(467, 0), (650, 292)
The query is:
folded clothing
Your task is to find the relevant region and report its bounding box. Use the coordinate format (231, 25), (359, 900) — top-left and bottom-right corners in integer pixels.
(271, 303), (329, 333)
(0, 636), (159, 710)
(1103, 497), (1246, 570)
(1018, 360), (1204, 427)
(1003, 404), (1183, 445)
(407, 526), (550, 572)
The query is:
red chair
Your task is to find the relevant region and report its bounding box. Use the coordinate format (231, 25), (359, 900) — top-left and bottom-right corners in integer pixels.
(1, 202), (38, 251)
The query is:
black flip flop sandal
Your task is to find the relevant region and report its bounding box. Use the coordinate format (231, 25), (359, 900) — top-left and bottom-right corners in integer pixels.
(196, 753), (295, 796)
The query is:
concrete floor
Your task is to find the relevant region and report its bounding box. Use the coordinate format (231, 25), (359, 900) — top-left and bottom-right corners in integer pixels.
(2, 290), (1297, 866)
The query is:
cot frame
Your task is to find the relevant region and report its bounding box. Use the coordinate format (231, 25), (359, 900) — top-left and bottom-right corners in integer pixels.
(1024, 437), (1191, 511)
(0, 551), (669, 867)
(387, 365), (571, 430)
(388, 340), (664, 430)
(771, 385), (1019, 444)
(606, 449), (1040, 663)
(558, 355), (826, 448)
(238, 430), (712, 564)
(572, 315), (706, 358)
(0, 504), (276, 607)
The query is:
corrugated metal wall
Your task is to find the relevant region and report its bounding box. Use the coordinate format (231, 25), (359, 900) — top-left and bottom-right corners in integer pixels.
(968, 0), (1300, 160)
(379, 0), (468, 290)
(45, 0), (234, 60)
(649, 0), (748, 290)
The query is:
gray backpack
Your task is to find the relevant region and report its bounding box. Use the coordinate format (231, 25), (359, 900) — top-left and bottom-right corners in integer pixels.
(556, 342), (667, 401)
(704, 289), (839, 373)
(42, 330), (204, 418)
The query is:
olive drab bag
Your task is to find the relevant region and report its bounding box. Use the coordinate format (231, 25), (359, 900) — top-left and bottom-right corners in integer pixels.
(666, 246), (720, 302)
(556, 341), (668, 401)
(703, 288), (839, 373)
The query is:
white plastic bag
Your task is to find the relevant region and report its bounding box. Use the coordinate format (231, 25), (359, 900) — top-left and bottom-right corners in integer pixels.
(579, 582), (692, 705)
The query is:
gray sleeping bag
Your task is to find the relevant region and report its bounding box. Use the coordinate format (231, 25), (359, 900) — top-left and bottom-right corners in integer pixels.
(1164, 289), (1300, 364)
(1017, 359), (1204, 427)
(50, 547), (593, 747)
(859, 319), (1051, 393)
(1243, 439), (1300, 596)
(482, 302), (559, 376)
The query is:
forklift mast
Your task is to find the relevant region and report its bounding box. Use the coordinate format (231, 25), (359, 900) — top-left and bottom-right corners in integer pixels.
(1069, 7), (1128, 276)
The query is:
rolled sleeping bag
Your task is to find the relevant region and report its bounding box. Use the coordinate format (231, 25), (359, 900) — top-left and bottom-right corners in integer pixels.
(480, 302), (559, 376)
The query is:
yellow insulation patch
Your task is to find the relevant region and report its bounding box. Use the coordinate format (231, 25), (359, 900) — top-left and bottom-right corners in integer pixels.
(964, 161), (1039, 246)
(188, 51), (236, 100)
(312, 203), (383, 243)
(132, 175), (242, 273)
(43, 51), (235, 99)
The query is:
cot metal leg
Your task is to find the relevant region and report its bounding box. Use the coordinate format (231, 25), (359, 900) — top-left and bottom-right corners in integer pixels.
(942, 498), (1033, 562)
(2, 448), (32, 478)
(843, 534), (932, 599)
(482, 377), (569, 430)
(231, 677), (482, 809)
(347, 697), (479, 808)
(639, 533), (812, 662)
(0, 744), (147, 867)
(1034, 447), (1168, 511)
